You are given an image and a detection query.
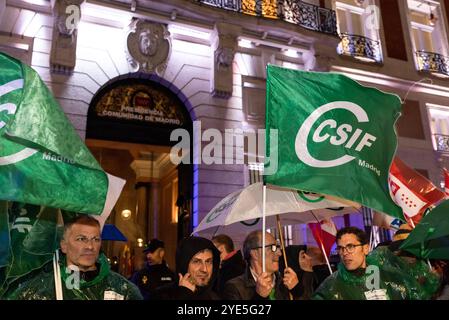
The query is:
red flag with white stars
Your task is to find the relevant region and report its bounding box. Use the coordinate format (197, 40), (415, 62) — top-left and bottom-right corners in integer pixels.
(388, 157), (445, 225)
(444, 168), (449, 198)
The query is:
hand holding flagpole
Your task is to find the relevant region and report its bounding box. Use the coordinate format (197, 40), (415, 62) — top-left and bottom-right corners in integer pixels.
(276, 215), (293, 300)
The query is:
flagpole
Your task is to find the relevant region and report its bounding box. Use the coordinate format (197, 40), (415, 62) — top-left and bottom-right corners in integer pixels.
(319, 240), (333, 275)
(276, 215), (293, 300)
(276, 215), (289, 269)
(262, 184), (266, 274)
(53, 249), (63, 300)
(311, 211), (333, 275)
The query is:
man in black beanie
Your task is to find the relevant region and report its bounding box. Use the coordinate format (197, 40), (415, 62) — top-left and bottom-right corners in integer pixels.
(154, 236), (221, 300)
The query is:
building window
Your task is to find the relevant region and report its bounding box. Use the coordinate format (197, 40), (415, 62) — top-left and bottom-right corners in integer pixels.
(408, 0), (449, 77)
(427, 104), (449, 153)
(247, 162), (264, 185)
(335, 0), (382, 63)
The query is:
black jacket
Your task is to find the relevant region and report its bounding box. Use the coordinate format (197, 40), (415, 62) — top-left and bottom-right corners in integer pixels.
(130, 262), (176, 300)
(223, 266), (309, 300)
(155, 236), (221, 300)
(215, 250), (246, 295)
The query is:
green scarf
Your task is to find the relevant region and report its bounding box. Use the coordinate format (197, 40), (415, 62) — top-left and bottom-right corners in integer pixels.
(60, 252), (110, 288)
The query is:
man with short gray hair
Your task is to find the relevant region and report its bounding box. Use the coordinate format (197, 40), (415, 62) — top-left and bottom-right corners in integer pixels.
(10, 215), (142, 300)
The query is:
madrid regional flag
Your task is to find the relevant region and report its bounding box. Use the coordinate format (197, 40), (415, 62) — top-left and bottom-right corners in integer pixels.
(389, 157), (445, 225)
(264, 65), (402, 219)
(0, 52), (125, 215)
(444, 168), (449, 198)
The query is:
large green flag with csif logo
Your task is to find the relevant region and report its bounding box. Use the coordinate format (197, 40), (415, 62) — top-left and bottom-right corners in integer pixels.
(264, 65), (402, 219)
(0, 52), (125, 214)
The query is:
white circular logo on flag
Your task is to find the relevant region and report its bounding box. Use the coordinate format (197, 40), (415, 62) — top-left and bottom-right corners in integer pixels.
(295, 101), (377, 168)
(0, 79), (38, 166)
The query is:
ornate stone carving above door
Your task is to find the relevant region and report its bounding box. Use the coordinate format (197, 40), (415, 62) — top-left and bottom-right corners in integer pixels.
(126, 19), (171, 75)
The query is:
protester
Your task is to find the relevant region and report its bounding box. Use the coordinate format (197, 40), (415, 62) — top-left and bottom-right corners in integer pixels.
(211, 234), (245, 296)
(130, 238), (176, 300)
(431, 260), (449, 300)
(388, 223), (413, 257)
(313, 226), (438, 300)
(10, 215), (142, 300)
(306, 246), (332, 291)
(154, 236), (221, 300)
(223, 231), (305, 300)
(385, 223), (441, 298)
(279, 245), (315, 299)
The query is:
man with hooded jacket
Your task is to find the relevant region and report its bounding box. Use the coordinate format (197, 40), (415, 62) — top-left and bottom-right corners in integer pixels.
(9, 215), (142, 300)
(154, 236), (221, 300)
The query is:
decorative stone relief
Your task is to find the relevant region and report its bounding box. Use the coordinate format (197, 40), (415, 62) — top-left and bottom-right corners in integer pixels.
(306, 40), (339, 72)
(311, 54), (335, 72)
(211, 23), (241, 99)
(125, 19), (171, 75)
(50, 0), (84, 74)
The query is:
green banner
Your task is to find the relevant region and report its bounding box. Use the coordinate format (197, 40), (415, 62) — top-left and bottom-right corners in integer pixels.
(0, 52), (124, 215)
(264, 65), (402, 219)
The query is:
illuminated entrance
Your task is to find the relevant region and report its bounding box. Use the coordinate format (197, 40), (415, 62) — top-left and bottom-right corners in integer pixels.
(86, 74), (192, 275)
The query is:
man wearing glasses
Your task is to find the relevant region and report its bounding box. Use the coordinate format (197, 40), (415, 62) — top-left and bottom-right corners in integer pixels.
(10, 215), (143, 300)
(312, 226), (433, 300)
(223, 230), (303, 300)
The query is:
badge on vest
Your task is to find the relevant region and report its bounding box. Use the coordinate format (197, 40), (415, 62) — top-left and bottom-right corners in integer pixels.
(104, 290), (124, 300)
(364, 289), (388, 300)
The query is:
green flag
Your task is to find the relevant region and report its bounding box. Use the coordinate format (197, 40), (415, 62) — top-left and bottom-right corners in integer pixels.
(264, 65), (402, 219)
(0, 52), (125, 214)
(400, 199), (449, 260)
(0, 201), (8, 265)
(0, 201), (61, 298)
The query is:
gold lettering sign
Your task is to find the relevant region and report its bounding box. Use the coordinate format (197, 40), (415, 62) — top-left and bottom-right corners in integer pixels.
(95, 84), (185, 126)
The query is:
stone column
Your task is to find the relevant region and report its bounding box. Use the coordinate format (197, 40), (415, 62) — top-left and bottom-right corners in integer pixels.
(130, 160), (154, 242)
(210, 22), (241, 98)
(50, 0), (84, 74)
(149, 181), (160, 238)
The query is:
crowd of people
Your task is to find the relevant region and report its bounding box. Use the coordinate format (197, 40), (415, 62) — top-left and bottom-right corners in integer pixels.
(5, 214), (449, 300)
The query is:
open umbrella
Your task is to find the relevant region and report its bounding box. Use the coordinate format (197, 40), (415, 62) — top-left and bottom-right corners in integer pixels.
(193, 182), (360, 239)
(101, 224), (127, 242)
(400, 199), (449, 260)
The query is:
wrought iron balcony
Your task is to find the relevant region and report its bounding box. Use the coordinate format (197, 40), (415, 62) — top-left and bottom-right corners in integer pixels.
(433, 134), (449, 153)
(416, 51), (449, 78)
(337, 33), (382, 63)
(197, 0), (338, 35)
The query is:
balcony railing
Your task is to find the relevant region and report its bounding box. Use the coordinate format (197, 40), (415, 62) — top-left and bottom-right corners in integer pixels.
(416, 51), (449, 78)
(337, 33), (382, 63)
(197, 0), (338, 35)
(433, 134), (449, 153)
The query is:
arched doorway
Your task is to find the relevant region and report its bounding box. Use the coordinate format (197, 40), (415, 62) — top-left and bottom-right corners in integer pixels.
(85, 73), (193, 275)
